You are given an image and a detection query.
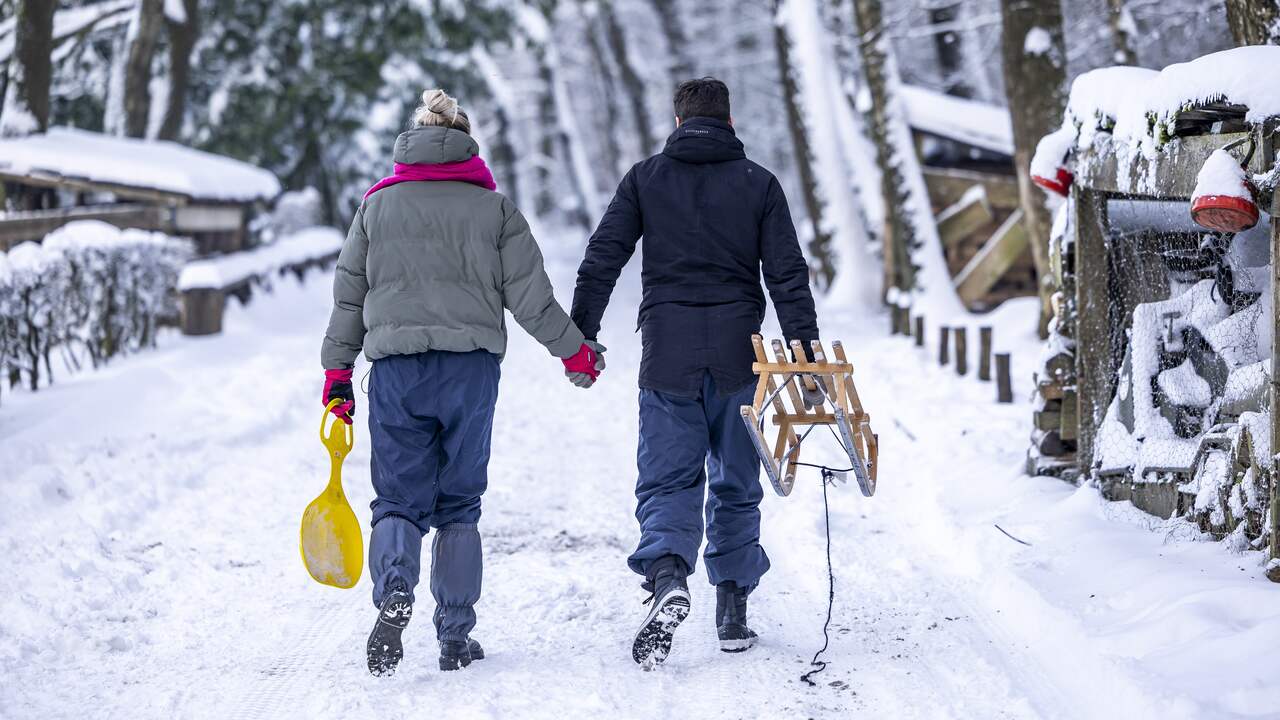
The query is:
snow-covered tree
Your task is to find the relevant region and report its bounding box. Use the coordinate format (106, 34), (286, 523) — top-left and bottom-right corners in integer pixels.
(1000, 0), (1067, 333)
(119, 0), (163, 138)
(852, 0), (966, 320)
(0, 0), (54, 137)
(158, 0), (199, 140)
(1225, 0), (1280, 45)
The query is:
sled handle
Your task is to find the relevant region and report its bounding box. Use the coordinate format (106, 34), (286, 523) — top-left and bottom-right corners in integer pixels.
(320, 399), (354, 458)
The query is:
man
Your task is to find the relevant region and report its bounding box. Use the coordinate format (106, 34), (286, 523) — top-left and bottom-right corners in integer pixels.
(570, 77), (820, 667)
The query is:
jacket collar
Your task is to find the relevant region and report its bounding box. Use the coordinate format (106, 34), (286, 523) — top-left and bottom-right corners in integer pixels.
(662, 117), (746, 164)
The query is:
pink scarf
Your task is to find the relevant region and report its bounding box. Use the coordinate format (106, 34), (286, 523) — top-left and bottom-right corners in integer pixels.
(364, 156), (496, 199)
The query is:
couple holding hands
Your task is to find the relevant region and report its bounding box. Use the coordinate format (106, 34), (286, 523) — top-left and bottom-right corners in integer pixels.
(320, 78), (819, 676)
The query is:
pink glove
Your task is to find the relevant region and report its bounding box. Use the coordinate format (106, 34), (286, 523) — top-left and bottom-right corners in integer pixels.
(322, 368), (355, 424)
(562, 342), (604, 381)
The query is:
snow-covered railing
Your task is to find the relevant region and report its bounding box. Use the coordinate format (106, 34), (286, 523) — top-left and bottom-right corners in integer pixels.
(176, 226), (343, 335)
(0, 221), (192, 396)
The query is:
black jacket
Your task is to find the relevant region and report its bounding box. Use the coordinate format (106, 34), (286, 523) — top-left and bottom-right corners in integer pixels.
(571, 117), (819, 397)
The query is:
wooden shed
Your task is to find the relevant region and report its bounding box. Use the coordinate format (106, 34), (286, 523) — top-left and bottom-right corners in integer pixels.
(902, 84), (1039, 311)
(0, 127), (281, 255)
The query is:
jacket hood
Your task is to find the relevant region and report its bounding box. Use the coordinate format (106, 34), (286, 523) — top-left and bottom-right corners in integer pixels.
(662, 117), (745, 164)
(393, 126), (479, 165)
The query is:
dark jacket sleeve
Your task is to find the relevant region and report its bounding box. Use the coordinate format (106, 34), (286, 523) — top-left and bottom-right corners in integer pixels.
(570, 167), (643, 340)
(759, 177), (820, 349)
(321, 205), (370, 369)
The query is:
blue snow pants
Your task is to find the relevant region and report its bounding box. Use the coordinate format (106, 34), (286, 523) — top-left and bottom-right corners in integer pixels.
(367, 350), (499, 644)
(628, 371), (770, 587)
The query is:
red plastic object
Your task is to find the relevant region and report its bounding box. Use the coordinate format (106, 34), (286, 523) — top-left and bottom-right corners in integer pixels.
(1032, 167), (1074, 197)
(1190, 194), (1259, 233)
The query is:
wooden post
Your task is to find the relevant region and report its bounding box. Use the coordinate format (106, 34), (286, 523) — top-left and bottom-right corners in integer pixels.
(914, 315), (925, 347)
(181, 288), (225, 336)
(978, 326), (993, 381)
(939, 326), (951, 366)
(900, 306), (912, 335)
(995, 352), (1013, 403)
(1269, 145), (1280, 579)
(954, 327), (968, 376)
(1074, 188), (1111, 474)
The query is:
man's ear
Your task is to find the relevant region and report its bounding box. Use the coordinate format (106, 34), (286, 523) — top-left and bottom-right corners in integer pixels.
(674, 116), (682, 127)
(728, 116), (734, 128)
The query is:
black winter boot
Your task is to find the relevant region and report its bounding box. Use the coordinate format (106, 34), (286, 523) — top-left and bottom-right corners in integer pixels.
(367, 583), (413, 676)
(439, 637), (485, 671)
(716, 581), (758, 653)
(632, 555), (691, 668)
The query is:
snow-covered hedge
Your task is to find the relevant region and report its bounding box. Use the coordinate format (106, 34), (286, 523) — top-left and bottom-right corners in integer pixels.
(0, 221), (193, 393)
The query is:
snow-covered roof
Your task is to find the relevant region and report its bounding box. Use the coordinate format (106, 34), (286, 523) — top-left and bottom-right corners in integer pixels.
(1065, 66), (1159, 134)
(900, 85), (1014, 157)
(1062, 46), (1280, 148)
(0, 128), (281, 204)
(1032, 46), (1280, 196)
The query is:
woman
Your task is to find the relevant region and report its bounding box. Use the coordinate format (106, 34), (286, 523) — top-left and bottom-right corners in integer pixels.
(320, 89), (605, 677)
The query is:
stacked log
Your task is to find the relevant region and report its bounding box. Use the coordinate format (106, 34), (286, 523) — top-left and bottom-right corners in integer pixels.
(1027, 329), (1078, 479)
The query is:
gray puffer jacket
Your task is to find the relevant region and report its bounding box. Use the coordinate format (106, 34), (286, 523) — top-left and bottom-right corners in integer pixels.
(321, 127), (585, 369)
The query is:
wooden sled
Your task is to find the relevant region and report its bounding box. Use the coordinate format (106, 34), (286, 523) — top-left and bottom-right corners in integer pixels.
(739, 335), (878, 498)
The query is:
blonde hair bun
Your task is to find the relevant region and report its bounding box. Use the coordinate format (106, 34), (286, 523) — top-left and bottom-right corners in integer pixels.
(412, 89), (471, 134)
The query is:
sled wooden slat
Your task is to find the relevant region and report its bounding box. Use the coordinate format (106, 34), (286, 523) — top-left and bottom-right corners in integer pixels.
(740, 334), (878, 498)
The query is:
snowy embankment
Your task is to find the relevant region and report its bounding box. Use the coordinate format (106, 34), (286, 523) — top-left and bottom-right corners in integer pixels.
(2, 236), (1279, 719)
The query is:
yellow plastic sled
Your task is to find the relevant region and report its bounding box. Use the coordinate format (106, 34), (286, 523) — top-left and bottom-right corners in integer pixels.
(300, 399), (364, 588)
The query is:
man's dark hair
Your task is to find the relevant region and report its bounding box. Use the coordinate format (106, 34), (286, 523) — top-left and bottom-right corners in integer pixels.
(673, 77), (731, 122)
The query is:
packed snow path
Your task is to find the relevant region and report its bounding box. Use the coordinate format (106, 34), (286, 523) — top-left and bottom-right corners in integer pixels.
(4, 244), (1279, 720)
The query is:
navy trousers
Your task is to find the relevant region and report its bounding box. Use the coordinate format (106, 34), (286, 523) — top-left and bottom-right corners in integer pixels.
(367, 350), (498, 643)
(628, 372), (769, 587)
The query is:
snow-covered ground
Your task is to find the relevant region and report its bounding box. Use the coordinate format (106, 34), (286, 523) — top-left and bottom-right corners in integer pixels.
(3, 238), (1279, 720)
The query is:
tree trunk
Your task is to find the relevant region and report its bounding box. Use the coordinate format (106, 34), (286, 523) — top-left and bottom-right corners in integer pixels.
(649, 0), (693, 82)
(0, 0), (55, 137)
(601, 2), (655, 156)
(488, 102), (521, 209)
(929, 3), (972, 97)
(584, 11), (625, 178)
(535, 56), (558, 219)
(1106, 0), (1139, 65)
(122, 0), (165, 138)
(852, 0), (964, 317)
(1225, 0), (1280, 45)
(772, 0), (834, 286)
(158, 0), (200, 141)
(1000, 0), (1067, 336)
(853, 0), (914, 298)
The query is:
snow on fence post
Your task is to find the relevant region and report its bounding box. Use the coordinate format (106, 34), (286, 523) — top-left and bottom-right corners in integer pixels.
(954, 327), (968, 376)
(176, 226), (343, 337)
(939, 326), (950, 366)
(181, 288), (225, 336)
(978, 326), (993, 381)
(996, 353), (1013, 403)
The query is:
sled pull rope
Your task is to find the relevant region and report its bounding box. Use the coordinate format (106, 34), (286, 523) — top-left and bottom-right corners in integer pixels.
(800, 467), (838, 688)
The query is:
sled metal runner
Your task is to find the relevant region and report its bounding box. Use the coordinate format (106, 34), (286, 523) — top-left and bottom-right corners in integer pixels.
(740, 336), (878, 497)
